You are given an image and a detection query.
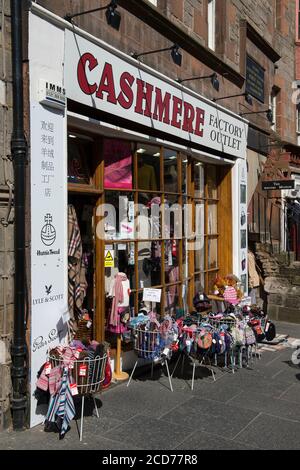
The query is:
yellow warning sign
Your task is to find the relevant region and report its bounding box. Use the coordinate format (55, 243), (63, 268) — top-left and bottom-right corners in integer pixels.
(104, 249), (114, 267)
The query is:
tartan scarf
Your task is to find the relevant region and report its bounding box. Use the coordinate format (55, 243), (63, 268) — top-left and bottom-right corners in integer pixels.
(67, 205), (88, 338)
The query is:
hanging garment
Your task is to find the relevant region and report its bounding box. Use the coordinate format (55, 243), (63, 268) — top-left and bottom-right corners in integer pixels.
(45, 367), (75, 439)
(138, 164), (158, 191)
(108, 272), (130, 328)
(68, 205), (88, 337)
(248, 250), (260, 289)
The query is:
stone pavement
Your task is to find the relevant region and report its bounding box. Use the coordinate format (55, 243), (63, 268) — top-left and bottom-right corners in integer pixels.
(1, 321), (300, 450)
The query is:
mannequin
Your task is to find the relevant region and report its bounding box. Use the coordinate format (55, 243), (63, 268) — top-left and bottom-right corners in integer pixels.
(107, 271), (130, 381)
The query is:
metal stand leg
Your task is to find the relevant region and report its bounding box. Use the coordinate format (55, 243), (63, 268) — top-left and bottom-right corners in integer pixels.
(165, 360), (173, 392)
(93, 395), (99, 418)
(127, 360), (138, 387)
(151, 361), (154, 379)
(80, 395), (85, 442)
(171, 353), (182, 378)
(181, 354), (185, 375)
(191, 361), (196, 391)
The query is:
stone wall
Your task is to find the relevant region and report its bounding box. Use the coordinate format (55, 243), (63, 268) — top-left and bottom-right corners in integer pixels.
(256, 244), (300, 323)
(0, 0), (14, 431)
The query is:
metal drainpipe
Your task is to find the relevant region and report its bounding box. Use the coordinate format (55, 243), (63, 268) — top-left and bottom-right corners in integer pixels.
(10, 0), (27, 430)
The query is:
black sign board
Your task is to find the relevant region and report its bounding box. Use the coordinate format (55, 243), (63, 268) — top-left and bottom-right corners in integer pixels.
(246, 55), (265, 103)
(262, 180), (295, 190)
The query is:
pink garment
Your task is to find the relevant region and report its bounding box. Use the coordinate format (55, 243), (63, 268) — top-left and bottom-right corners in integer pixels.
(104, 139), (133, 189)
(110, 273), (128, 327)
(224, 286), (239, 306)
(107, 307), (128, 334)
(49, 366), (62, 395)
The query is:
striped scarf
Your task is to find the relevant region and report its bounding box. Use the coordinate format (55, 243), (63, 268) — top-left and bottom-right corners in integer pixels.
(45, 367), (75, 438)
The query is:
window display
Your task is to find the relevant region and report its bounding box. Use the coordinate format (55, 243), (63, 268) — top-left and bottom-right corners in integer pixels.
(103, 138), (133, 189)
(67, 132), (221, 347)
(68, 136), (92, 185)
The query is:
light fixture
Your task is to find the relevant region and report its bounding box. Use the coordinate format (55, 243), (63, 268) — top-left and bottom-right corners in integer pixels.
(177, 72), (220, 92)
(153, 152), (160, 157)
(131, 44), (182, 67)
(213, 92), (253, 106)
(68, 134), (77, 139)
(239, 108), (274, 124)
(137, 148), (146, 154)
(65, 1), (121, 31)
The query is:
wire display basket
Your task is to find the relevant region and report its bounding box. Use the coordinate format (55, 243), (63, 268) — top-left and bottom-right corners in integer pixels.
(49, 353), (108, 395)
(207, 317), (238, 328)
(132, 328), (165, 360)
(127, 327), (173, 392)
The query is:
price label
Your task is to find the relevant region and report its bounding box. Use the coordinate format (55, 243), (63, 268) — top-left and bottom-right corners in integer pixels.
(70, 383), (79, 396)
(79, 364), (87, 377)
(75, 348), (82, 359)
(45, 362), (51, 375)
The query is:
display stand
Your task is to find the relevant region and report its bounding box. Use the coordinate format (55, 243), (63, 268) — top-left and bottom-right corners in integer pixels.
(112, 334), (129, 381)
(127, 327), (173, 392)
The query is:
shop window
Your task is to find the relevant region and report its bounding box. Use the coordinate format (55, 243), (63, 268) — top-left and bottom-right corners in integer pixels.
(165, 240), (180, 284)
(164, 194), (181, 239)
(68, 134), (93, 185)
(165, 284), (180, 315)
(137, 144), (161, 191)
(208, 237), (218, 269)
(182, 157), (188, 194)
(195, 273), (205, 293)
(207, 165), (218, 199)
(137, 192), (161, 239)
(208, 202), (218, 234)
(194, 162), (205, 198)
(104, 138), (134, 190)
(195, 237), (205, 272)
(104, 192), (135, 240)
(137, 240), (161, 288)
(164, 149), (179, 193)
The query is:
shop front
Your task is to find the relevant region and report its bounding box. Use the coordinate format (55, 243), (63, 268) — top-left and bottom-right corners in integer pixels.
(28, 4), (248, 427)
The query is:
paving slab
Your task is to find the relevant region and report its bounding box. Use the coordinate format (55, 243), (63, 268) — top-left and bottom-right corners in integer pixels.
(279, 383), (300, 405)
(227, 390), (300, 422)
(234, 413), (300, 450)
(175, 430), (257, 450)
(97, 378), (191, 421)
(105, 414), (193, 450)
(161, 397), (259, 439)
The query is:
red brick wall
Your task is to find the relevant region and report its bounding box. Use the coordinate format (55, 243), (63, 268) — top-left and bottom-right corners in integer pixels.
(36, 0), (297, 145)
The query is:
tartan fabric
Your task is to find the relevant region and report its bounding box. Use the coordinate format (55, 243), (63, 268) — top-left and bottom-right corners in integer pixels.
(68, 205), (88, 339)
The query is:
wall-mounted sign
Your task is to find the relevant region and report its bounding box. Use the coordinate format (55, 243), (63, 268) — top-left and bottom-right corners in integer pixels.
(38, 79), (66, 109)
(65, 30), (248, 159)
(104, 249), (115, 267)
(262, 180), (295, 190)
(246, 55), (265, 103)
(30, 102), (68, 428)
(262, 150), (294, 190)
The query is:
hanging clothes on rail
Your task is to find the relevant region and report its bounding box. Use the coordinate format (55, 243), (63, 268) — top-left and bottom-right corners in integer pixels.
(68, 204), (88, 338)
